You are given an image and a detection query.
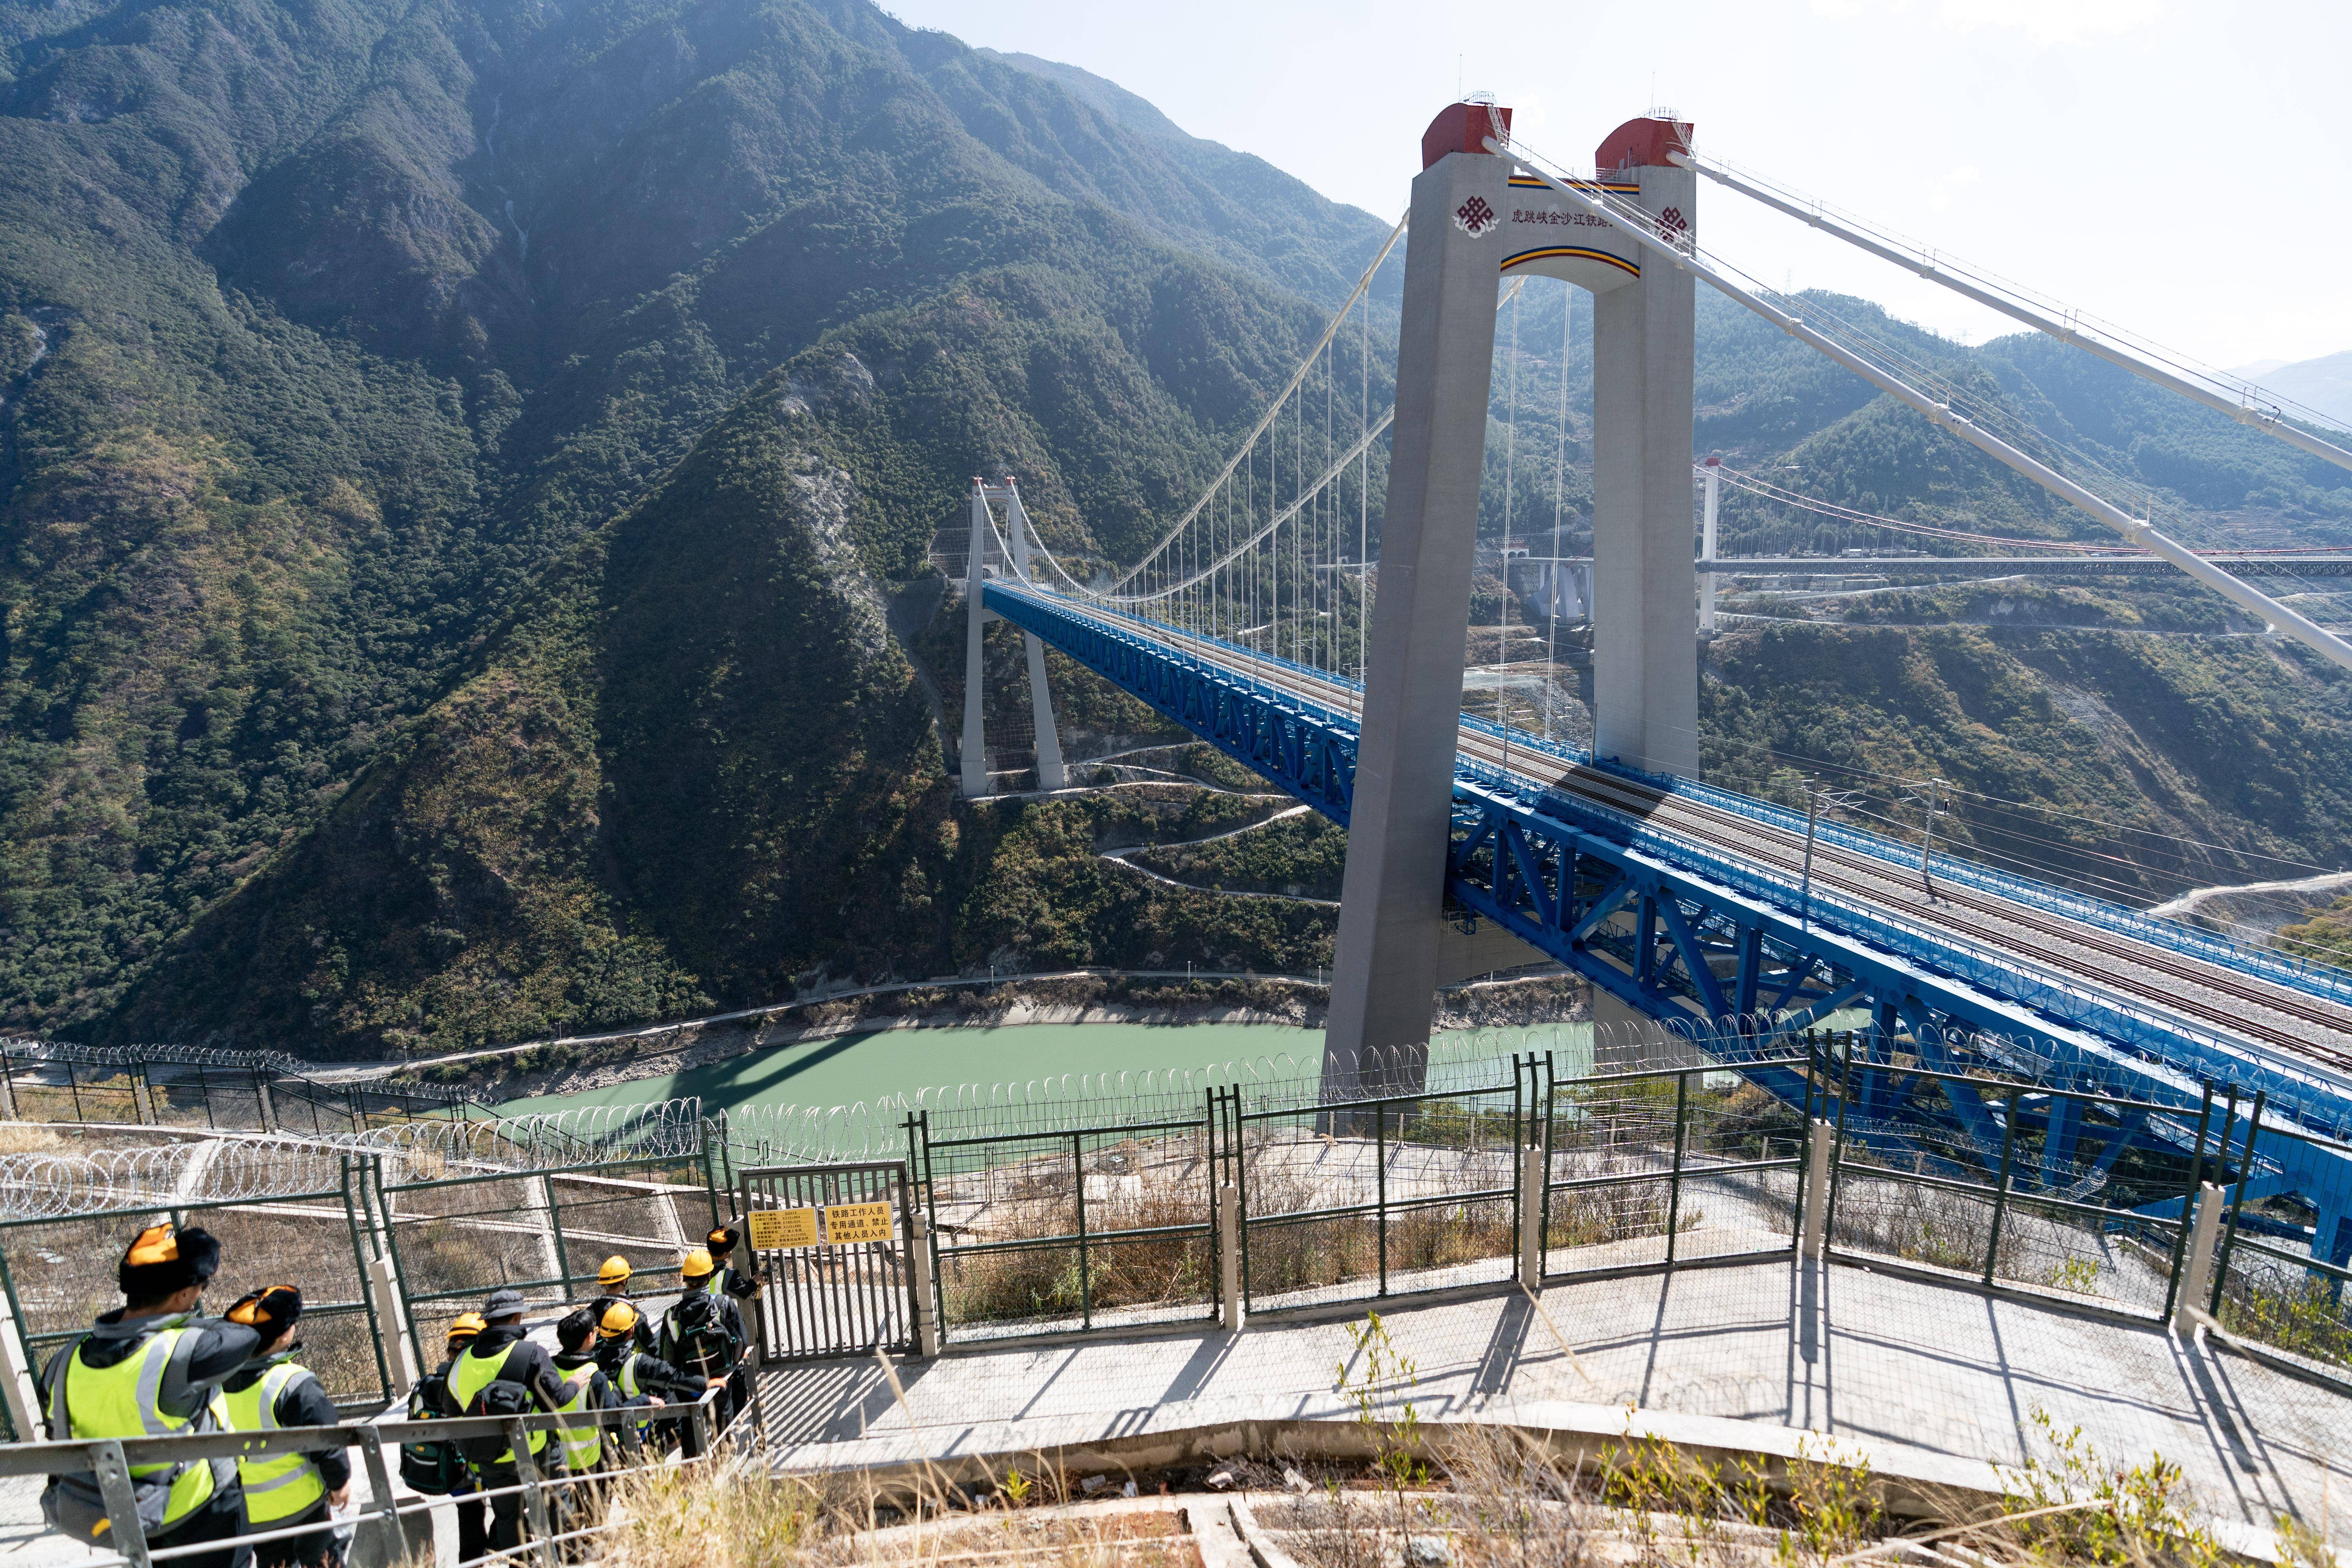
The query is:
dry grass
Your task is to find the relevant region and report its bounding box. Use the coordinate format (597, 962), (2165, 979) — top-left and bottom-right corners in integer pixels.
(587, 1411), (2275, 1568)
(598, 1454), (1198, 1568)
(0, 1122), (67, 1155)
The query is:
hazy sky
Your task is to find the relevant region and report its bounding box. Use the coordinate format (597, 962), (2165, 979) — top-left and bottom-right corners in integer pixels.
(882, 0), (2348, 372)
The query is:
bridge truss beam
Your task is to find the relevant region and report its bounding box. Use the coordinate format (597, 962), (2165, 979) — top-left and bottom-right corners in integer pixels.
(986, 579), (2352, 1261)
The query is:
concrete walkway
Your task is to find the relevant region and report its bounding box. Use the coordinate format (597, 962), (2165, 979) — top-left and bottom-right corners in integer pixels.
(759, 1256), (2352, 1544)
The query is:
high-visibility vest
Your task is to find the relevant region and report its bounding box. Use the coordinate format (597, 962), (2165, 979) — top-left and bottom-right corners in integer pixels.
(221, 1361), (327, 1524)
(447, 1343), (547, 1463)
(553, 1366), (601, 1473)
(50, 1325), (233, 1533)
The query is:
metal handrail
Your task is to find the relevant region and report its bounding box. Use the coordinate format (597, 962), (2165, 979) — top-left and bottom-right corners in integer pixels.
(15, 1395), (730, 1568)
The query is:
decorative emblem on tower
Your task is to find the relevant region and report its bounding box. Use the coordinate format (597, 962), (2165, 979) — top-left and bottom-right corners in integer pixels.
(1454, 196), (1497, 238)
(1657, 205), (1690, 242)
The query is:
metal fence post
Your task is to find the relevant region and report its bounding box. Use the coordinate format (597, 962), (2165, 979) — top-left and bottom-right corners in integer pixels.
(1800, 1120), (1833, 1259)
(1664, 1069), (1690, 1267)
(1072, 1131), (1091, 1330)
(1517, 1140), (1546, 1289)
(2161, 1083), (2216, 1324)
(334, 1157), (395, 1405)
(2210, 1089), (2264, 1317)
(505, 1420), (555, 1567)
(1982, 1087), (2022, 1285)
(1217, 1181), (1245, 1332)
(253, 1068), (275, 1132)
(0, 1287), (42, 1442)
(1822, 1033), (1857, 1250)
(905, 1207), (940, 1357)
(1375, 1098), (1389, 1296)
(0, 1049), (16, 1120)
(540, 1172), (572, 1299)
(371, 1157), (431, 1381)
(367, 1253), (418, 1398)
(90, 1439), (151, 1568)
(1228, 1087), (1251, 1312)
(354, 1425), (411, 1566)
(2173, 1183), (2225, 1338)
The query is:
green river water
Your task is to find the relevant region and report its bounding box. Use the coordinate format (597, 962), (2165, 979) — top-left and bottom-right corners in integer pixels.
(497, 1020), (1597, 1118)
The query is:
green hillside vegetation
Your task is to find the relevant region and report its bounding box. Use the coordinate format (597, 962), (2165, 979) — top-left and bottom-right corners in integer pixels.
(0, 0), (1385, 1045)
(6, 0), (2352, 1053)
(2277, 897), (2352, 966)
(106, 325), (1337, 1051)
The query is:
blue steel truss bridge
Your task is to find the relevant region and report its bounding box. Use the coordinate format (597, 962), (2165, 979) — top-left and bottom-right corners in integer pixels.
(947, 103), (2352, 1275)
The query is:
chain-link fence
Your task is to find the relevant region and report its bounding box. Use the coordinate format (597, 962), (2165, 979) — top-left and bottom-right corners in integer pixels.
(372, 1148), (722, 1372)
(913, 1105), (1218, 1340)
(0, 1038), (482, 1136)
(0, 1156), (389, 1440)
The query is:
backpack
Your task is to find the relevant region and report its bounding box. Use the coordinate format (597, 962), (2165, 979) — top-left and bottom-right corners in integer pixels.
(397, 1374), (460, 1495)
(666, 1295), (729, 1379)
(459, 1377), (536, 1465)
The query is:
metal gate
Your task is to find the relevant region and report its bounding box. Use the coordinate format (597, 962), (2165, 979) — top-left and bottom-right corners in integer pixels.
(735, 1161), (914, 1362)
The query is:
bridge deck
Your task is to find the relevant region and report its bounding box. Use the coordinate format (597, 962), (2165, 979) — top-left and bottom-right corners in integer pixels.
(1115, 608), (2352, 1085)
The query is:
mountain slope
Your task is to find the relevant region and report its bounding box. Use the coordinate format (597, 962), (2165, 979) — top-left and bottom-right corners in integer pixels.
(9, 0), (2352, 1049)
(0, 0), (1377, 1037)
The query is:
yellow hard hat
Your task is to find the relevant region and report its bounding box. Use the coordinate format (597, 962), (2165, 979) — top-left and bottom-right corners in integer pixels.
(680, 1247), (715, 1281)
(596, 1300), (639, 1338)
(596, 1255), (633, 1288)
(447, 1310), (487, 1345)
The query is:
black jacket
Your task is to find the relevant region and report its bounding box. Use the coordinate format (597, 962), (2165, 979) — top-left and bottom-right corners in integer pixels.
(596, 1347), (703, 1403)
(550, 1353), (612, 1411)
(432, 1325), (568, 1417)
(656, 1294), (744, 1382)
(220, 1356), (351, 1490)
(584, 1294), (657, 1354)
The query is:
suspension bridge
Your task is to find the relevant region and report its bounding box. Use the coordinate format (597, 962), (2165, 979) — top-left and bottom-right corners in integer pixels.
(943, 103), (2352, 1275)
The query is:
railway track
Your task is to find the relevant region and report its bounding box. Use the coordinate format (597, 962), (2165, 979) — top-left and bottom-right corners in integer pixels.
(1138, 619), (2352, 1080)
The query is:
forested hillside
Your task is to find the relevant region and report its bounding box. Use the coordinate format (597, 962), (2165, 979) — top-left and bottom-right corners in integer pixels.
(5, 0), (2349, 1054)
(0, 0), (1383, 1044)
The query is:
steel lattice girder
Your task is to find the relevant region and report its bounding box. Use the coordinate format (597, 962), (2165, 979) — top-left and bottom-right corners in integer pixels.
(988, 583), (2352, 1247)
(987, 584), (1356, 824)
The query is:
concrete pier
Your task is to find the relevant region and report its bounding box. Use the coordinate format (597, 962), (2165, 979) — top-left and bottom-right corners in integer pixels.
(1590, 116), (1699, 777)
(1321, 106), (1512, 1102)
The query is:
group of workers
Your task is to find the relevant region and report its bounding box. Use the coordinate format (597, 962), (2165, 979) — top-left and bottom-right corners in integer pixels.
(36, 1221), (762, 1568)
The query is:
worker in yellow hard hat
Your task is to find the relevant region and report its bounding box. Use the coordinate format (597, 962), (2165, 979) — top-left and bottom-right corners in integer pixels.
(700, 1226), (762, 1304)
(659, 1249), (748, 1436)
(220, 1285), (348, 1568)
(590, 1302), (703, 1456)
(586, 1256), (653, 1353)
(38, 1225), (258, 1568)
(696, 1229), (762, 1421)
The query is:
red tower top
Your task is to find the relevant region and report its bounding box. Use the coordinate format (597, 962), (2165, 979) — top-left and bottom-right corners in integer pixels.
(1421, 102), (1514, 169)
(1595, 115), (1694, 174)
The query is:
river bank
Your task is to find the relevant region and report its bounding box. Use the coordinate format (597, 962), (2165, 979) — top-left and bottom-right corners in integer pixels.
(406, 971), (1585, 1108)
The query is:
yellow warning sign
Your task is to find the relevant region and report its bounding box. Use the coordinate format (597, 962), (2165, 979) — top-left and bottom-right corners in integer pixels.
(746, 1207), (818, 1251)
(822, 1200), (896, 1245)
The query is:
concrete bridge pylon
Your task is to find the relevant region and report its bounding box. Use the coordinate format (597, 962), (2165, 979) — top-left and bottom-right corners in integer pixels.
(1321, 107), (1512, 1101)
(1322, 107), (1701, 1102)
